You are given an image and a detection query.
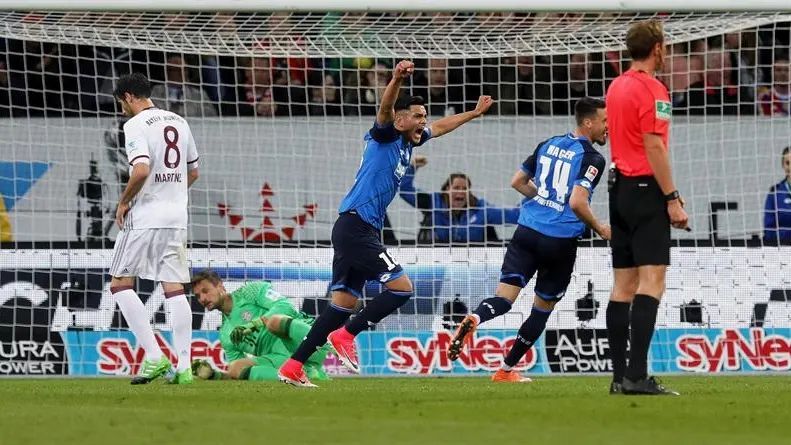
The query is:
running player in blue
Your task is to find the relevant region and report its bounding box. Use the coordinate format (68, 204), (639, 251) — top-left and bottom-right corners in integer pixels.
(279, 60), (494, 386)
(448, 97), (611, 383)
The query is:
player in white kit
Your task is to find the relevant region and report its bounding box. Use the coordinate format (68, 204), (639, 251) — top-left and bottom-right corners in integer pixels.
(109, 73), (200, 385)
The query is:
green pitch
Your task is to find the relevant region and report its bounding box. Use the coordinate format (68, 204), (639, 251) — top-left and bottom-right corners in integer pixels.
(2, 376), (790, 445)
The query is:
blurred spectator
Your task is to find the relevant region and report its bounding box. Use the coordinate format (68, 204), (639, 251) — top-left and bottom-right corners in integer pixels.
(265, 12), (311, 86)
(222, 57), (293, 117)
(4, 39), (76, 116)
(757, 51), (790, 116)
(150, 54), (217, 117)
(308, 73), (342, 116)
(763, 146), (791, 245)
(552, 53), (605, 115)
(362, 63), (391, 115)
(399, 155), (520, 244)
(659, 49), (703, 108)
(482, 56), (552, 115)
(684, 48), (754, 115)
(342, 61), (391, 116)
(724, 31), (760, 103)
(413, 58), (466, 116)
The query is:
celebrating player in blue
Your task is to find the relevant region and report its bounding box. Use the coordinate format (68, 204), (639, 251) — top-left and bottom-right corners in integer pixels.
(448, 97), (610, 383)
(278, 60), (494, 387)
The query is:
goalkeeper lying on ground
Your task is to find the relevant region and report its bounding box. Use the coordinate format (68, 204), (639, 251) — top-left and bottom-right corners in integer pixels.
(190, 269), (332, 382)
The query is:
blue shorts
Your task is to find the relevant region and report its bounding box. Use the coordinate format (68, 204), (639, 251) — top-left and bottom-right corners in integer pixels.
(500, 225), (578, 301)
(330, 212), (404, 298)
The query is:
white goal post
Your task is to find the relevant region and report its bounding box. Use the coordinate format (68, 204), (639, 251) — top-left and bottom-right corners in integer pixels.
(5, 0), (791, 11)
(1, 2), (791, 378)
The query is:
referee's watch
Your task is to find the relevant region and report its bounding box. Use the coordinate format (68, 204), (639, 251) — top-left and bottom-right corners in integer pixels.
(665, 190), (680, 202)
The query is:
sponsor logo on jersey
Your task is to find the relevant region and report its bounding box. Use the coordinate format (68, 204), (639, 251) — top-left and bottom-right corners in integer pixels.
(655, 100), (672, 120)
(584, 165), (599, 182)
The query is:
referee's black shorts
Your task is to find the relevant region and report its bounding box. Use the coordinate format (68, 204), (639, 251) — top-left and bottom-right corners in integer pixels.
(609, 174), (671, 268)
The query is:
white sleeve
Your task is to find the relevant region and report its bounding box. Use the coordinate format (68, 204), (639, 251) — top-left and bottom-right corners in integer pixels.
(124, 121), (151, 166)
(186, 127), (200, 170)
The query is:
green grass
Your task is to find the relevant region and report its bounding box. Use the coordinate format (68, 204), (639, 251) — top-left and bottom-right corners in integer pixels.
(1, 376), (789, 445)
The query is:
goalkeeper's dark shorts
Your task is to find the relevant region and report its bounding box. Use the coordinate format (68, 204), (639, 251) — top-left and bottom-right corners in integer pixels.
(609, 174), (671, 268)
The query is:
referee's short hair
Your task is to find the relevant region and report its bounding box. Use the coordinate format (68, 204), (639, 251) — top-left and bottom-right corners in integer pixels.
(574, 97), (606, 126)
(626, 19), (664, 61)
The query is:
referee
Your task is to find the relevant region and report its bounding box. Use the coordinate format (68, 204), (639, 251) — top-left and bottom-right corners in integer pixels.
(605, 19), (688, 396)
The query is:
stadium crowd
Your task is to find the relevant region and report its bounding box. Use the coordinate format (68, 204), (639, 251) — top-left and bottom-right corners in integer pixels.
(1, 12), (790, 244)
(0, 12), (790, 118)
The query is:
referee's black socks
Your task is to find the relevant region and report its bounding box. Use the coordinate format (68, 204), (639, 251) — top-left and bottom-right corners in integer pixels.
(606, 300), (631, 384)
(625, 294), (660, 382)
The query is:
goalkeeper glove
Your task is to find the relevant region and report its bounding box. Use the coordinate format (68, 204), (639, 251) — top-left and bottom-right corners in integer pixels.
(191, 359), (216, 380)
(230, 317), (265, 345)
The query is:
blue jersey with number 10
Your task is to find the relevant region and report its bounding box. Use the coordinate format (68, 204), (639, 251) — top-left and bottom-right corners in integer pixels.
(519, 133), (606, 238)
(338, 120), (433, 230)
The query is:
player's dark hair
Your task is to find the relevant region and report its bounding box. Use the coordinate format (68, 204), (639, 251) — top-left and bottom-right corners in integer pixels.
(190, 269), (221, 288)
(113, 72), (151, 100)
(394, 94), (425, 112)
(574, 97), (606, 126)
(626, 19), (664, 61)
(782, 146), (791, 158)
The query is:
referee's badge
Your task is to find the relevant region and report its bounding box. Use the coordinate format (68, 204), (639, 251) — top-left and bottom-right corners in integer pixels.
(655, 100), (672, 120)
(584, 165), (599, 182)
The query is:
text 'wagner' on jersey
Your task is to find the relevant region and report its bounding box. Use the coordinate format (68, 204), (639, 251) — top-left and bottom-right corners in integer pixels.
(338, 120), (432, 230)
(519, 133), (606, 238)
(123, 107), (199, 230)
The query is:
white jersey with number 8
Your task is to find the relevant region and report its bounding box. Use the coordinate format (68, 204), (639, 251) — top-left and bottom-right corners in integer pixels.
(123, 107), (199, 229)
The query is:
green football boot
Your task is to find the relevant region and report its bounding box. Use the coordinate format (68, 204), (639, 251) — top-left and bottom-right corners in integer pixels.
(131, 356), (173, 385)
(169, 369), (195, 385)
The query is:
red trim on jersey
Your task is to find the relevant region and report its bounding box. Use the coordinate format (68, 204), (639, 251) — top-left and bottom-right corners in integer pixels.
(110, 286), (134, 294)
(164, 289), (185, 298)
(129, 154), (150, 166)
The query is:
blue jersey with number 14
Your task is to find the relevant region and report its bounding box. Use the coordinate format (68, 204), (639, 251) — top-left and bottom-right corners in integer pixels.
(519, 133), (606, 238)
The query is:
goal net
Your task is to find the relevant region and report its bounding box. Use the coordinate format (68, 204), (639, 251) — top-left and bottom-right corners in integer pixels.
(2, 8), (791, 378)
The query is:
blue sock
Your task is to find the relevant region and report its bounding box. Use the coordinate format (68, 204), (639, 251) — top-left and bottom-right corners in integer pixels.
(345, 289), (413, 336)
(472, 296), (513, 324)
(291, 303), (352, 363)
(503, 306), (552, 368)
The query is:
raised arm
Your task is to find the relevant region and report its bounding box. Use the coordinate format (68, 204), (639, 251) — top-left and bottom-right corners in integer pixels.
(429, 95), (494, 139)
(377, 60), (414, 126)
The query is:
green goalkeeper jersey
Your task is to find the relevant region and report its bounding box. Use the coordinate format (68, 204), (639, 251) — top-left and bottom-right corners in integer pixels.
(220, 281), (308, 361)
